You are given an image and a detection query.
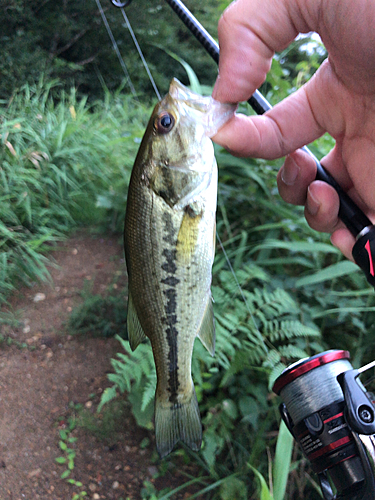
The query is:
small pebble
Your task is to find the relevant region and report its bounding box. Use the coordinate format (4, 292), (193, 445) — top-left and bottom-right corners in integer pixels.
(148, 466), (158, 476)
(112, 481), (119, 489)
(33, 293), (46, 302)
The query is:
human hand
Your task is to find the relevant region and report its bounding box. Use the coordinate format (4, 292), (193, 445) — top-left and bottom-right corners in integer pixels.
(212, 0), (375, 261)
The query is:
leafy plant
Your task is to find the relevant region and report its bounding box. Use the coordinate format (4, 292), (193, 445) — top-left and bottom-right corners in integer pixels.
(98, 337), (156, 429)
(55, 404), (87, 499)
(68, 293), (127, 338)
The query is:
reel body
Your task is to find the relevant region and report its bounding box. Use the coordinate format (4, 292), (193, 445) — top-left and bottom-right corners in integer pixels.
(273, 350), (375, 499)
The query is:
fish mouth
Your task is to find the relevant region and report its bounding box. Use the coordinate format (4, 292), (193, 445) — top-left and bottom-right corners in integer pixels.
(169, 78), (236, 137)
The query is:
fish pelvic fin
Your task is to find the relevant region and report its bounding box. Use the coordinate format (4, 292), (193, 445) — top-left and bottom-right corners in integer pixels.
(155, 388), (202, 458)
(127, 292), (147, 351)
(197, 296), (215, 356)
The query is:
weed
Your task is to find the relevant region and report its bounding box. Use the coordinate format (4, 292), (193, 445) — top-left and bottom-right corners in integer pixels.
(0, 334), (36, 350)
(0, 78), (149, 308)
(77, 399), (128, 444)
(67, 292), (127, 338)
(55, 403), (87, 499)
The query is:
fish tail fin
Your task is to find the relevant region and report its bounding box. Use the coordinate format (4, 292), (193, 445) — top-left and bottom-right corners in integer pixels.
(155, 388), (202, 458)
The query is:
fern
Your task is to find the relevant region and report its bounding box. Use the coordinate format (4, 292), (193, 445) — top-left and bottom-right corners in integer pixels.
(141, 376), (157, 412)
(99, 336), (156, 427)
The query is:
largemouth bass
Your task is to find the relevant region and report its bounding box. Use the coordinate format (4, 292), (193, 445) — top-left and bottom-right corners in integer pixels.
(124, 79), (234, 457)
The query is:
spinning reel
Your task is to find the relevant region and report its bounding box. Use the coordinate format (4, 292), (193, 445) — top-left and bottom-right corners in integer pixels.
(273, 351), (375, 499)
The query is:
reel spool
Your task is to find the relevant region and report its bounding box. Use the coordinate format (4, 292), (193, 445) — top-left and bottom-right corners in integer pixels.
(273, 350), (375, 499)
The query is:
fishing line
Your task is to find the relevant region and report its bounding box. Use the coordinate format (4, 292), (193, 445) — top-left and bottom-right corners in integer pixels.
(94, 0), (137, 97)
(278, 357), (352, 424)
(216, 230), (267, 351)
(119, 8), (161, 100)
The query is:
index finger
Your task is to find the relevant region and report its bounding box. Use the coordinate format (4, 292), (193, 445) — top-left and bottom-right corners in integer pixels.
(212, 0), (317, 103)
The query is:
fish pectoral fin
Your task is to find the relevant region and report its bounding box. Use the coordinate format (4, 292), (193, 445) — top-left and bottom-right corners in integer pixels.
(127, 292), (147, 351)
(197, 296), (215, 356)
(155, 387), (202, 458)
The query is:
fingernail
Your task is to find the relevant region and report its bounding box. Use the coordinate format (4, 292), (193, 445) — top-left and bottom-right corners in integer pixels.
(306, 186), (320, 216)
(281, 157), (300, 186)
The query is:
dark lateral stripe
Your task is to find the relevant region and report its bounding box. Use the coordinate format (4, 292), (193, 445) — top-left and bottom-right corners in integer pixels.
(161, 211), (180, 404)
(163, 286), (180, 403)
(162, 212), (176, 244)
(161, 249), (178, 274)
(162, 276), (180, 286)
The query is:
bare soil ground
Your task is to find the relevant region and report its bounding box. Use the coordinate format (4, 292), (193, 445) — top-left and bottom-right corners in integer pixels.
(0, 233), (198, 500)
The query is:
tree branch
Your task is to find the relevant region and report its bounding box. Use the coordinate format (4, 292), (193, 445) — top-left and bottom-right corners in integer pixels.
(76, 54), (98, 66)
(54, 27), (90, 57)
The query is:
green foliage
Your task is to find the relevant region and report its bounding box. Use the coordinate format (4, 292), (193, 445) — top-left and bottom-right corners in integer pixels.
(98, 336), (156, 429)
(0, 0), (222, 99)
(273, 421), (294, 500)
(248, 465), (273, 500)
(68, 292), (127, 338)
(0, 79), (148, 317)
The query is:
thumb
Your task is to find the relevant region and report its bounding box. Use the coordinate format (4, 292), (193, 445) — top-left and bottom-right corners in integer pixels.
(213, 60), (341, 159)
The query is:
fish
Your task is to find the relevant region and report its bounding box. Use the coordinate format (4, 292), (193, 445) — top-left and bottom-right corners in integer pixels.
(124, 78), (235, 457)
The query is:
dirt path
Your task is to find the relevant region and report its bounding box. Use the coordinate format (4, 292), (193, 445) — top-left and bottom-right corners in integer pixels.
(0, 234), (195, 500)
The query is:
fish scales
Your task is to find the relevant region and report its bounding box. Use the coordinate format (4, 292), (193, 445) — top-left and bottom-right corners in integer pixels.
(124, 79), (234, 457)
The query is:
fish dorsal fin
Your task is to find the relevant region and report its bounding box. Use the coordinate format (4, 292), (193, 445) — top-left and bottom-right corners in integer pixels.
(197, 297), (215, 356)
(127, 292), (147, 351)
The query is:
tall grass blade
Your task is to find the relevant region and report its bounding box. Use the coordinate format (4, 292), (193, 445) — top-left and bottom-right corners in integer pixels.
(295, 260), (359, 287)
(273, 420), (293, 500)
(248, 464), (273, 500)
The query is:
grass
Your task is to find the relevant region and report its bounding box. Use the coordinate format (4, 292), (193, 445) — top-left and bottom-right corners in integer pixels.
(0, 79), (150, 316)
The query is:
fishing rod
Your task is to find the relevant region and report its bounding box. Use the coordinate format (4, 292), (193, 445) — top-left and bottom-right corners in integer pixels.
(110, 0), (375, 290)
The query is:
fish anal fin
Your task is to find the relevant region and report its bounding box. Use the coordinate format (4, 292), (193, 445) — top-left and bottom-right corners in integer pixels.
(127, 292), (147, 351)
(197, 296), (215, 356)
(155, 387), (202, 458)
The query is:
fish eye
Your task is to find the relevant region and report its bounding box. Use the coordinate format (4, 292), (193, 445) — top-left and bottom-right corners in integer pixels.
(154, 112), (175, 134)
